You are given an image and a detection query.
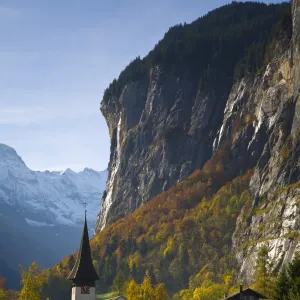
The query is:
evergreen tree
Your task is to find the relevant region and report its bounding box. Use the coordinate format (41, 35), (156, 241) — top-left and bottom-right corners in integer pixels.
(273, 265), (289, 300)
(273, 253), (300, 300)
(112, 271), (126, 295)
(252, 244), (275, 297)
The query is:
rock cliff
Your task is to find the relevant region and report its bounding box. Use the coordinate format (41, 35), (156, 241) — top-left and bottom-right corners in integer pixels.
(231, 0), (300, 282)
(96, 4), (300, 283)
(96, 2), (296, 239)
(96, 1), (300, 280)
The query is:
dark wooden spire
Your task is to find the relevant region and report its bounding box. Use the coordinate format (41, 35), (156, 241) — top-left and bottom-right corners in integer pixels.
(68, 213), (99, 285)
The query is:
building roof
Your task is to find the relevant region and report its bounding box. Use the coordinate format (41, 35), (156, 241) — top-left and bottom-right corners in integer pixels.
(68, 213), (99, 284)
(222, 287), (267, 299)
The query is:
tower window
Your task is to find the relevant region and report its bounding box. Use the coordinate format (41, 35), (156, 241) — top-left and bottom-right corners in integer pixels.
(81, 286), (90, 294)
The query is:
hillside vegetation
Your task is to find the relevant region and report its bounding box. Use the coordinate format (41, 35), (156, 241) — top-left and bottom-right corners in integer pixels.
(42, 144), (254, 298)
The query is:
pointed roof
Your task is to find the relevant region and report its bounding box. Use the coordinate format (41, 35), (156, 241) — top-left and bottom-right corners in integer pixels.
(68, 213), (99, 284)
(222, 288), (267, 299)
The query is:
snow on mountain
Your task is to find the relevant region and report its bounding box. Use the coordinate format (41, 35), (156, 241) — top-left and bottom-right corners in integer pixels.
(0, 143), (107, 228)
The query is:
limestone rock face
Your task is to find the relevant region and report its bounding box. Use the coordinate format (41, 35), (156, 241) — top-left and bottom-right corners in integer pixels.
(96, 3), (300, 283)
(228, 1), (300, 282)
(220, 50), (300, 283)
(97, 67), (223, 230)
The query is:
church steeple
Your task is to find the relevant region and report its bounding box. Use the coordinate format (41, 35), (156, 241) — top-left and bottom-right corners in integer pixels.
(68, 212), (99, 299)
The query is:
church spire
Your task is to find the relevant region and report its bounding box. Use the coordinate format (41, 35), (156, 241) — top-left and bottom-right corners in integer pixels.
(68, 212), (99, 286)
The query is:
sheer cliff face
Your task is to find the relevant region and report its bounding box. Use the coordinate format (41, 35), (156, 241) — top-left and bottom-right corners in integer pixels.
(97, 69), (228, 230)
(293, 0), (300, 90)
(96, 1), (299, 259)
(230, 0), (300, 283)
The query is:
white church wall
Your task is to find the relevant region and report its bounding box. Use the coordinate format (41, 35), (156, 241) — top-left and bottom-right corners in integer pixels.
(71, 287), (96, 300)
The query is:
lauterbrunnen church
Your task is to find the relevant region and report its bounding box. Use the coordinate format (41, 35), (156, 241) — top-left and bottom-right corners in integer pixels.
(67, 212), (126, 300)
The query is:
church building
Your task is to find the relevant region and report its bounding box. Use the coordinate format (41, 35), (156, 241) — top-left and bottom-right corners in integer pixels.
(68, 213), (99, 300)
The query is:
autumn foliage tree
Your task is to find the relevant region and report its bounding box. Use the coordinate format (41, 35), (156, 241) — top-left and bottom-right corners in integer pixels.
(125, 272), (169, 300)
(0, 278), (7, 300)
(18, 262), (46, 300)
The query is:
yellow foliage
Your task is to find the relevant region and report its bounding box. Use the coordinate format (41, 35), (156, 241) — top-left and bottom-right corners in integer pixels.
(0, 287), (7, 300)
(125, 274), (169, 300)
(18, 262), (46, 300)
(126, 280), (141, 300)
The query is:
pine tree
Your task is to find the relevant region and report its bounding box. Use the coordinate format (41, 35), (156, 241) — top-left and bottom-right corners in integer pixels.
(112, 271), (126, 295)
(252, 244), (275, 297)
(287, 264), (300, 300)
(273, 265), (289, 300)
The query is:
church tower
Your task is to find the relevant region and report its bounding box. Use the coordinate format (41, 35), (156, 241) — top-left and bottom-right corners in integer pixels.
(68, 213), (99, 300)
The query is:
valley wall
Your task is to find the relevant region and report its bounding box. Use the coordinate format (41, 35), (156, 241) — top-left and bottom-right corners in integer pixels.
(96, 0), (300, 283)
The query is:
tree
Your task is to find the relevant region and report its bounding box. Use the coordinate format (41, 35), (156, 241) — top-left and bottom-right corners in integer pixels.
(0, 278), (7, 300)
(273, 253), (300, 300)
(252, 244), (275, 297)
(0, 288), (7, 300)
(154, 283), (168, 300)
(141, 272), (154, 299)
(112, 271), (126, 295)
(67, 255), (75, 270)
(18, 262), (46, 300)
(273, 265), (289, 300)
(126, 279), (141, 300)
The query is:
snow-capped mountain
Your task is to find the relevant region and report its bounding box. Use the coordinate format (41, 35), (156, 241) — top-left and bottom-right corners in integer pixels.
(0, 143), (107, 288)
(0, 143), (107, 228)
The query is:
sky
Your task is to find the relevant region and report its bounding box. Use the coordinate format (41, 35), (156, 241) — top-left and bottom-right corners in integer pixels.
(0, 0), (284, 172)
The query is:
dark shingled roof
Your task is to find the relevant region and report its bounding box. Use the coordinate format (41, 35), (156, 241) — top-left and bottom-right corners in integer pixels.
(222, 288), (267, 299)
(68, 214), (99, 284)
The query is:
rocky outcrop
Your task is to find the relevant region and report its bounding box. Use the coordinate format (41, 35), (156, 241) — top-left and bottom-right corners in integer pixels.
(96, 67), (229, 230)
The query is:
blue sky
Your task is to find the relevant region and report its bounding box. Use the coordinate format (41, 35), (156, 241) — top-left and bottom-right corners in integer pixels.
(0, 0), (284, 171)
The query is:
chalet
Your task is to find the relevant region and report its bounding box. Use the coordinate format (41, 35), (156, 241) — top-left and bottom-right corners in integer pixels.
(221, 285), (267, 300)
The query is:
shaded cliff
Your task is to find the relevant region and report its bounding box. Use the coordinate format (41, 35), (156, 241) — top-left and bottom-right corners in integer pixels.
(96, 2), (292, 231)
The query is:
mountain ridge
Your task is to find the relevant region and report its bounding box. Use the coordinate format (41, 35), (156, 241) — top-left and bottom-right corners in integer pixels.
(0, 143), (107, 288)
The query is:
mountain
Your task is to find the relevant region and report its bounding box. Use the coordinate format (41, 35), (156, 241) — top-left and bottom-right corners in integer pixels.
(0, 143), (107, 288)
(92, 0), (299, 286)
(95, 1), (295, 231)
(42, 1), (300, 298)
